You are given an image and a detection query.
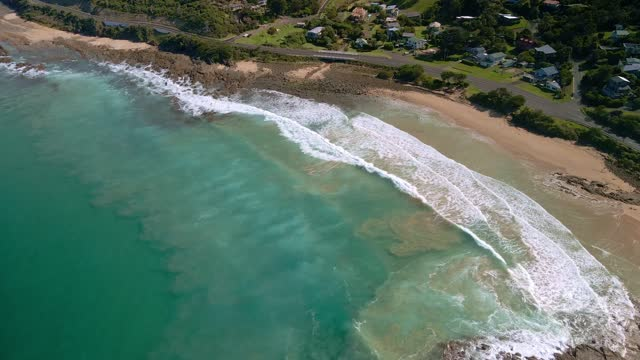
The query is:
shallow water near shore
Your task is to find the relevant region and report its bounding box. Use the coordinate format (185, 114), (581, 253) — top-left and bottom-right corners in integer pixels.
(0, 50), (638, 359)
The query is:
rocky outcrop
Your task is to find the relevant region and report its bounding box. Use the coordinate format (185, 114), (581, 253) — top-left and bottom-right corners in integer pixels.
(0, 44), (10, 62)
(442, 299), (640, 360)
(556, 173), (640, 205)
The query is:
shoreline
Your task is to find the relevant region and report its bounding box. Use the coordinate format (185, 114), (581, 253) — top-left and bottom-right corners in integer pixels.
(0, 12), (151, 50)
(2, 10), (640, 359)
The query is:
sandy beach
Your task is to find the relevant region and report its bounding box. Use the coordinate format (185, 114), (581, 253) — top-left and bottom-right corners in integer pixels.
(371, 88), (635, 192)
(0, 12), (151, 50)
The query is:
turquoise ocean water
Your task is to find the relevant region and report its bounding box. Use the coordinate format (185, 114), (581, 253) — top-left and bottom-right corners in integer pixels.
(0, 50), (637, 359)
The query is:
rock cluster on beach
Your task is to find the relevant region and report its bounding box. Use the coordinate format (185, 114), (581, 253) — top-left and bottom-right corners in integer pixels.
(556, 173), (640, 205)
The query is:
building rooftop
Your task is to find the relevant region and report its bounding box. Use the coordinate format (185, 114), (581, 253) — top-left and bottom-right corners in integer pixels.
(613, 30), (630, 37)
(623, 64), (640, 73)
(308, 27), (324, 34)
(535, 44), (557, 55)
(499, 13), (520, 20)
(535, 66), (559, 77)
(610, 75), (631, 84)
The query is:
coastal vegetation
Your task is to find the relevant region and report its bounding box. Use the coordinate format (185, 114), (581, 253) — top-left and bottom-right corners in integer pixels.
(469, 87), (525, 115)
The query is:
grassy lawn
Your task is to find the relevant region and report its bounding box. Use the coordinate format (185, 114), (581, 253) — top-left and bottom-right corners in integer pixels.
(413, 26), (428, 39)
(406, 0), (438, 12)
(516, 82), (572, 103)
(236, 24), (304, 47)
(504, 19), (529, 31)
(427, 61), (517, 83)
(301, 43), (326, 50)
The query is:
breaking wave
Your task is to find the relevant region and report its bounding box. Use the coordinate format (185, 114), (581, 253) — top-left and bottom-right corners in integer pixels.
(101, 62), (635, 359)
(0, 61), (48, 78)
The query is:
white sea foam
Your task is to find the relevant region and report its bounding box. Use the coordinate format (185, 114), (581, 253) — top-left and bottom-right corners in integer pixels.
(101, 62), (636, 359)
(0, 61), (48, 78)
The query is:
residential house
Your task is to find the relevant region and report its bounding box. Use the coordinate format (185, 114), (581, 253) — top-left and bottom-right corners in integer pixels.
(428, 22), (442, 35)
(501, 59), (516, 68)
(522, 73), (536, 82)
(479, 52), (506, 68)
(387, 26), (401, 39)
(406, 37), (428, 50)
(385, 17), (398, 24)
(627, 58), (640, 64)
(306, 27), (324, 40)
(534, 66), (559, 80)
(355, 38), (369, 48)
(386, 21), (400, 29)
(544, 80), (562, 92)
(602, 76), (632, 98)
(386, 5), (399, 16)
(612, 30), (630, 42)
(535, 44), (557, 57)
(517, 37), (536, 50)
(466, 46), (487, 62)
(351, 7), (368, 23)
(498, 13), (520, 25)
(542, 0), (561, 10)
(624, 43), (640, 56)
(623, 63), (640, 75)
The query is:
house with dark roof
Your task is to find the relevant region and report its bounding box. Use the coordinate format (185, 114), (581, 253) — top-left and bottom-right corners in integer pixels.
(517, 37), (536, 50)
(602, 76), (632, 98)
(534, 66), (559, 80)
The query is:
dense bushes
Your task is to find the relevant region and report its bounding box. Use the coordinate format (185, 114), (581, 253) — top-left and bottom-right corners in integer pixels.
(377, 70), (393, 80)
(510, 107), (582, 140)
(91, 0), (256, 37)
(585, 107), (640, 143)
(394, 64), (424, 82)
(158, 35), (236, 65)
(266, 0), (318, 17)
(469, 88), (525, 115)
